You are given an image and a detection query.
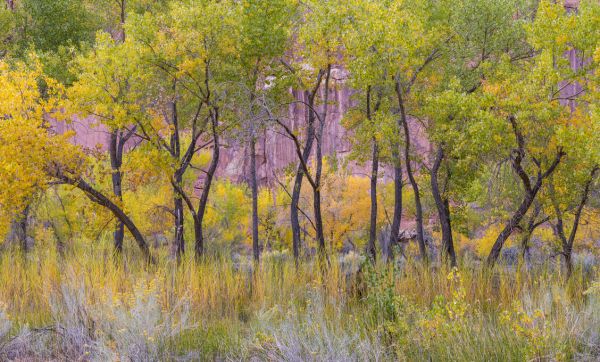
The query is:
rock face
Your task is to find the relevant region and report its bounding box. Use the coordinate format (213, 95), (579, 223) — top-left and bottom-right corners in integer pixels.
(54, 2), (582, 186)
(56, 66), (431, 185)
(223, 67), (366, 185)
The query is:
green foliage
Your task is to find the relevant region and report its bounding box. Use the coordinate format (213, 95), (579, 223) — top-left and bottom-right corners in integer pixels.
(23, 0), (97, 52)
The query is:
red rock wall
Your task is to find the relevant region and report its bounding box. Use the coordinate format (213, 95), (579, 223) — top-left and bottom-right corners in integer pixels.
(56, 67), (431, 186)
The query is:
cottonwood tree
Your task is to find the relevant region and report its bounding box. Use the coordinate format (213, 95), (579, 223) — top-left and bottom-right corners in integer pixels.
(544, 0), (600, 277)
(236, 0), (295, 262)
(482, 1), (594, 267)
(0, 59), (153, 261)
(417, 0), (531, 266)
(120, 1), (240, 259)
(67, 32), (143, 253)
(342, 0), (397, 261)
(382, 0), (455, 262)
(275, 0), (345, 261)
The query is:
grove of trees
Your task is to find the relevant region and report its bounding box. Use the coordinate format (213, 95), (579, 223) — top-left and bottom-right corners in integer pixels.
(1, 0), (599, 278)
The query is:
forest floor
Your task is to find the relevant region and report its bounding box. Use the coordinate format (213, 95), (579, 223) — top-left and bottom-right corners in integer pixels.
(0, 244), (598, 361)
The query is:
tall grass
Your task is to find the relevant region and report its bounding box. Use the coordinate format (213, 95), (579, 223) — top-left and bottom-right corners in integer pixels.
(0, 244), (597, 361)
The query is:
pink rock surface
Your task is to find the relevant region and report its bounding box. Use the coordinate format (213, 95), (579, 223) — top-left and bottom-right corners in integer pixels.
(56, 68), (431, 186)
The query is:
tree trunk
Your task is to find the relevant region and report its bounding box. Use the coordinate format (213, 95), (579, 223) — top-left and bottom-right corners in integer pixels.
(285, 71), (325, 262)
(366, 85), (381, 262)
(395, 80), (427, 262)
(169, 80), (185, 260)
(564, 252), (573, 279)
(313, 188), (325, 255)
(290, 166), (306, 261)
(250, 136), (260, 262)
(290, 90), (318, 261)
(173, 179), (185, 259)
(192, 215), (203, 258)
(109, 131), (125, 253)
(431, 146), (456, 267)
(56, 173), (153, 263)
(487, 117), (564, 267)
(368, 137), (379, 262)
(520, 230), (532, 264)
(550, 167), (598, 279)
(14, 205), (30, 252)
(312, 65), (330, 256)
(488, 190), (538, 266)
(388, 155), (403, 262)
(519, 202), (546, 267)
(194, 110), (220, 258)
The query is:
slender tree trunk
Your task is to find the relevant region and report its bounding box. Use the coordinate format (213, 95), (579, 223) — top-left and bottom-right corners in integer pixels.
(109, 131), (125, 253)
(14, 205), (30, 252)
(250, 136), (260, 262)
(388, 81), (403, 262)
(313, 65), (330, 256)
(431, 146), (456, 267)
(388, 153), (403, 261)
(247, 66), (261, 263)
(550, 167), (598, 279)
(285, 71), (325, 262)
(366, 85), (381, 262)
(107, 3), (130, 255)
(55, 173), (153, 262)
(290, 166), (306, 261)
(487, 117), (564, 267)
(194, 110), (220, 258)
(488, 189), (538, 266)
(290, 89), (318, 261)
(119, 0), (126, 42)
(395, 80), (427, 262)
(564, 252), (573, 279)
(170, 81), (185, 260)
(173, 176), (185, 259)
(313, 188), (325, 254)
(520, 202), (546, 266)
(520, 230), (532, 264)
(368, 138), (379, 262)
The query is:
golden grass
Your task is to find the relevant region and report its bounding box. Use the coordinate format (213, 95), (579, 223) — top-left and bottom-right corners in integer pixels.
(0, 243), (597, 360)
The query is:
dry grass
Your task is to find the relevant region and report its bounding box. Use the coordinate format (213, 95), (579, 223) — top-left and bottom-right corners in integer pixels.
(0, 244), (597, 361)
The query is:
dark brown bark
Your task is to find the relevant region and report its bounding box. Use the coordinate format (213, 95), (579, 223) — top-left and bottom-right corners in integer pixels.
(368, 142), (379, 262)
(366, 85), (381, 262)
(118, 0), (126, 42)
(388, 154), (403, 262)
(275, 67), (331, 262)
(383, 49), (440, 262)
(106, 3), (131, 255)
(431, 146), (456, 267)
(250, 136), (260, 262)
(109, 131), (125, 253)
(109, 1), (128, 256)
(550, 166), (598, 279)
(486, 116), (564, 267)
(519, 202), (548, 264)
(194, 109), (220, 258)
(395, 80), (427, 262)
(13, 205), (30, 252)
(173, 182), (185, 259)
(288, 71), (324, 261)
(313, 65), (331, 257)
(248, 65), (261, 263)
(290, 152), (309, 261)
(170, 81), (185, 260)
(54, 172), (153, 263)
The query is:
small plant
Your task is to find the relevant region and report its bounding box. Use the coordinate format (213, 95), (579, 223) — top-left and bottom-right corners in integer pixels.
(499, 303), (555, 360)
